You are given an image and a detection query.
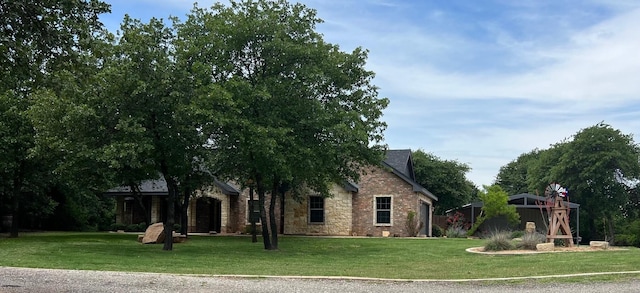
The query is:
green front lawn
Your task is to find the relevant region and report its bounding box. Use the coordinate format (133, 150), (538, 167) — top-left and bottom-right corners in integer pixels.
(1, 232), (639, 280)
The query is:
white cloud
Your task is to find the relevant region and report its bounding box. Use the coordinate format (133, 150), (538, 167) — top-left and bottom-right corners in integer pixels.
(101, 0), (640, 187)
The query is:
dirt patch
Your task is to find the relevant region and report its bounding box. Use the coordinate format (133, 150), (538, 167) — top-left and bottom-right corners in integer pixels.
(467, 246), (626, 255)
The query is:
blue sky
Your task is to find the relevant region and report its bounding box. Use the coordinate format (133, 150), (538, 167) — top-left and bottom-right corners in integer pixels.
(100, 0), (640, 187)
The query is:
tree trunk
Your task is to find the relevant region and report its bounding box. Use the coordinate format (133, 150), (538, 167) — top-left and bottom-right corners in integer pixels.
(249, 186), (257, 243)
(129, 183), (150, 227)
(280, 188), (285, 234)
(269, 180), (278, 250)
(9, 174), (22, 238)
(588, 216), (597, 242)
(9, 190), (19, 238)
(180, 187), (190, 236)
(162, 173), (177, 251)
(256, 177), (271, 250)
(606, 214), (615, 244)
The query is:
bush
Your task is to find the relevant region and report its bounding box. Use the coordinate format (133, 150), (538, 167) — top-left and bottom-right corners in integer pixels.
(484, 230), (515, 251)
(510, 230), (524, 239)
(405, 210), (423, 237)
(614, 234), (639, 247)
(125, 222), (147, 232)
(446, 226), (467, 238)
(517, 232), (547, 250)
(432, 224), (444, 237)
(111, 223), (127, 231)
(243, 224), (262, 235)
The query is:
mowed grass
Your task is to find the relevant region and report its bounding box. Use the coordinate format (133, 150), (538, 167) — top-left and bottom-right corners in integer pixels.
(1, 232), (640, 280)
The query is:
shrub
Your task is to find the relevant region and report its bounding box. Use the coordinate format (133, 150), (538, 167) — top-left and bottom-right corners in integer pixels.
(447, 211), (465, 229)
(614, 234), (639, 247)
(517, 232), (547, 250)
(405, 210), (424, 237)
(446, 226), (467, 238)
(111, 223), (127, 231)
(243, 224), (262, 235)
(124, 222), (147, 232)
(484, 230), (515, 251)
(432, 224), (444, 237)
(510, 230), (524, 239)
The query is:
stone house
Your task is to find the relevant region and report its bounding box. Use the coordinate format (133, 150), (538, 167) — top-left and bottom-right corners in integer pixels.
(284, 149), (437, 237)
(106, 178), (251, 234)
(107, 149), (437, 236)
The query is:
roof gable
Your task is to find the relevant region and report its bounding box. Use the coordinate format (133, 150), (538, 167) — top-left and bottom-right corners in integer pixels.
(384, 149), (415, 181)
(380, 149), (437, 201)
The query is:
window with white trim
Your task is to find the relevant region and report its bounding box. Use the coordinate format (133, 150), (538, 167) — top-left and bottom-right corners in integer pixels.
(375, 196), (392, 225)
(308, 196), (324, 224)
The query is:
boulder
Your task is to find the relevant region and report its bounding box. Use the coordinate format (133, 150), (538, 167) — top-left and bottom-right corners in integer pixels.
(536, 242), (555, 252)
(590, 241), (609, 250)
(525, 222), (536, 234)
(142, 222), (165, 244)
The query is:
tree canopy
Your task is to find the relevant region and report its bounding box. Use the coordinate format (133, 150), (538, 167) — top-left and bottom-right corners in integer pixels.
(0, 0), (110, 237)
(412, 150), (477, 214)
(495, 149), (541, 195)
(180, 0), (388, 249)
(495, 122), (640, 242)
(24, 0), (389, 251)
(468, 184), (519, 235)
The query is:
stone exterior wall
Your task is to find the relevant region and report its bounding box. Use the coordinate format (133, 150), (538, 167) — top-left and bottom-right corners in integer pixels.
(189, 187), (230, 233)
(114, 195), (162, 225)
(150, 196), (161, 224)
(284, 184), (353, 235)
(352, 166), (433, 237)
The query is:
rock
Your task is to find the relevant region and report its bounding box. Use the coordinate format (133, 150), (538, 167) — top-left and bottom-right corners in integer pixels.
(525, 222), (536, 234)
(382, 231), (390, 237)
(142, 222), (165, 244)
(536, 242), (555, 251)
(590, 241), (609, 250)
(172, 232), (187, 243)
(137, 235), (144, 243)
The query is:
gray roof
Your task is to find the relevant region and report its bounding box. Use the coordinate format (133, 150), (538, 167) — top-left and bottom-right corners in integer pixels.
(105, 179), (168, 196)
(456, 193), (580, 210)
(384, 149), (415, 180)
(105, 177), (240, 196)
(381, 150), (437, 201)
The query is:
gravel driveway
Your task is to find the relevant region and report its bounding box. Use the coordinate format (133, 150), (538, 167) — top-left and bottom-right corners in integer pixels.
(2, 267), (640, 293)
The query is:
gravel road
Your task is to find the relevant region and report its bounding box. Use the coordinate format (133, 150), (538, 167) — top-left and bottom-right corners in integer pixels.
(2, 267), (640, 293)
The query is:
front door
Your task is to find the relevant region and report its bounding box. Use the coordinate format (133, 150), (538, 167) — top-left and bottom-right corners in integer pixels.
(195, 197), (222, 233)
(420, 203), (430, 236)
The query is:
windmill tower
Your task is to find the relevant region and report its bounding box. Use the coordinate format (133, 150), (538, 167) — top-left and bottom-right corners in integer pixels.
(545, 183), (574, 247)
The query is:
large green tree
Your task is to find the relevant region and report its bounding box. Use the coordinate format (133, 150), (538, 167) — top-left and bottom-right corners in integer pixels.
(495, 149), (541, 195)
(496, 123), (640, 242)
(179, 0), (388, 250)
(468, 184), (520, 235)
(550, 123), (640, 242)
(412, 150), (477, 214)
(30, 15), (230, 250)
(0, 0), (110, 237)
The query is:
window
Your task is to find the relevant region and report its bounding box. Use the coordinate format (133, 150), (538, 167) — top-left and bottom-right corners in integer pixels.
(375, 196), (392, 225)
(309, 196), (324, 224)
(247, 200), (261, 223)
